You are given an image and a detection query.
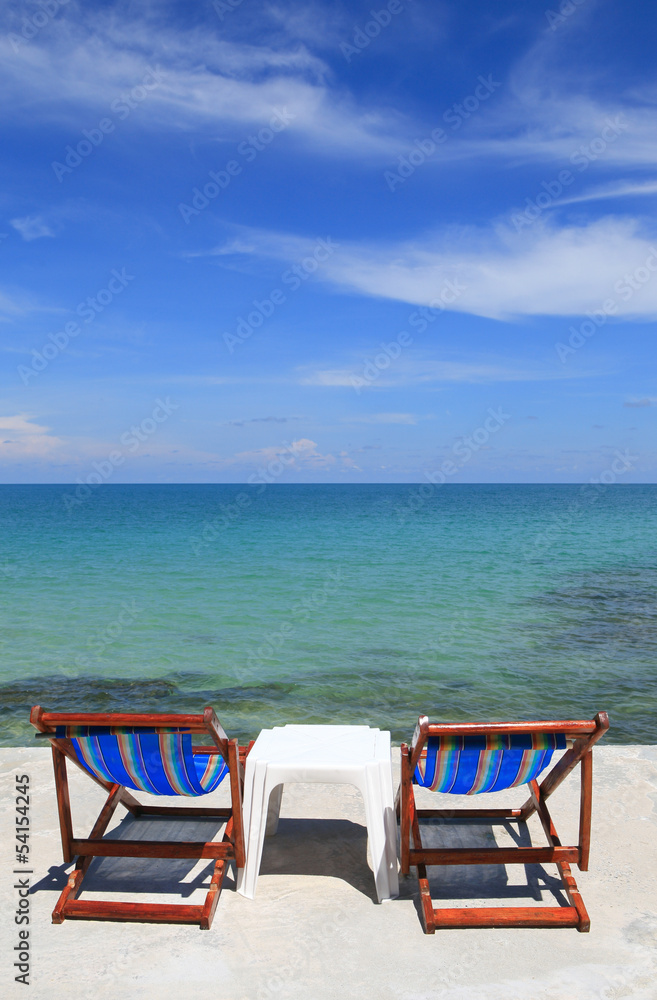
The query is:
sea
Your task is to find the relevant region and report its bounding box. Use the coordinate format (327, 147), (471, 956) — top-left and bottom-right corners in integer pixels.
(1, 484), (655, 746)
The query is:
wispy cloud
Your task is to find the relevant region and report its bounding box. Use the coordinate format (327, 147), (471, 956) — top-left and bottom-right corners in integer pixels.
(2, 3), (656, 176)
(0, 11), (402, 158)
(253, 2), (352, 50)
(552, 179), (657, 209)
(623, 397), (657, 408)
(230, 437), (336, 468)
(9, 215), (54, 241)
(0, 288), (43, 322)
(225, 216), (657, 319)
(340, 412), (418, 424)
(299, 357), (592, 388)
(0, 293), (24, 321)
(454, 95), (657, 170)
(226, 415), (299, 426)
(298, 369), (356, 387)
(464, 11), (657, 171)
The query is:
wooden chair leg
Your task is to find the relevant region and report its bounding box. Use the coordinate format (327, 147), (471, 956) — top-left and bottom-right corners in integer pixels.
(52, 746), (74, 864)
(410, 797), (592, 933)
(199, 859), (228, 930)
(119, 788), (143, 816)
(579, 751), (593, 871)
(200, 815), (235, 930)
(52, 861), (90, 924)
(53, 787), (238, 928)
(416, 863), (436, 933)
(228, 740), (245, 868)
(557, 861), (590, 932)
(407, 773), (438, 933)
(53, 782), (126, 923)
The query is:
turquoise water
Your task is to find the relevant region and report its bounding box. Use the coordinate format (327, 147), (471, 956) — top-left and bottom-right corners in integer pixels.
(1, 484), (656, 746)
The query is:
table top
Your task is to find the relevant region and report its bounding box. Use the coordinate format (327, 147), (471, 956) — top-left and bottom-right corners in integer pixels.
(246, 724), (391, 768)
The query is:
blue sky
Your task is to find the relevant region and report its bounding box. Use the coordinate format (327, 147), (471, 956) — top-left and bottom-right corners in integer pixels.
(1, 0), (656, 483)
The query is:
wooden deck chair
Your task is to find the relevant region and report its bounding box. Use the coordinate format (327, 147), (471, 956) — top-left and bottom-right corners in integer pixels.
(30, 705), (248, 929)
(399, 712), (609, 933)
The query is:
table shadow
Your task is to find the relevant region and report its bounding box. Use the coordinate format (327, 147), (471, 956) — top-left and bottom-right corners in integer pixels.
(257, 817), (380, 902)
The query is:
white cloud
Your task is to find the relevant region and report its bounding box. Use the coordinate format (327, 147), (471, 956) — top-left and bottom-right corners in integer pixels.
(10, 216), (54, 241)
(226, 415), (298, 426)
(263, 2), (351, 49)
(299, 369), (355, 387)
(553, 179), (657, 209)
(341, 413), (417, 424)
(623, 397), (657, 408)
(451, 95), (657, 170)
(300, 358), (590, 389)
(0, 290), (29, 321)
(460, 13), (657, 171)
(230, 216), (657, 319)
(338, 451), (361, 471)
(2, 3), (655, 174)
(0, 12), (401, 158)
(0, 414), (63, 458)
(230, 437), (336, 469)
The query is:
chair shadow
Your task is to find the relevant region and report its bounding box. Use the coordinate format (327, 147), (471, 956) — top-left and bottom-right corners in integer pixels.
(403, 817), (569, 910)
(257, 818), (380, 903)
(31, 814), (231, 900)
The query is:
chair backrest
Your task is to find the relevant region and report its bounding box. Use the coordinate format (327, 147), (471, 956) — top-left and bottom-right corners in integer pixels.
(414, 732), (566, 794)
(410, 718), (599, 795)
(30, 707), (232, 798)
(58, 726), (228, 796)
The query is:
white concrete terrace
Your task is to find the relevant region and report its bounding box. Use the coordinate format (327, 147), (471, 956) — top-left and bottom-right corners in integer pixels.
(1, 744), (656, 1000)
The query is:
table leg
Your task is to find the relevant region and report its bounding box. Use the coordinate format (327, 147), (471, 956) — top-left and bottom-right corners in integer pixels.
(358, 762), (400, 902)
(379, 761), (400, 900)
(266, 783), (284, 836)
(236, 759), (271, 899)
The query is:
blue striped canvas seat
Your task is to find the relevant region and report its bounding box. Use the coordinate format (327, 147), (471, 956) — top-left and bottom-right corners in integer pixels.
(58, 726), (229, 796)
(414, 732), (567, 795)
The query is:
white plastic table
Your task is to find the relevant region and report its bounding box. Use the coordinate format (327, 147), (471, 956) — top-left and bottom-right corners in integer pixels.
(236, 724), (399, 902)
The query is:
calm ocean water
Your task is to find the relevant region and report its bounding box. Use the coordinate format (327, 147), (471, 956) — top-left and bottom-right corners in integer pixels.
(1, 484), (655, 746)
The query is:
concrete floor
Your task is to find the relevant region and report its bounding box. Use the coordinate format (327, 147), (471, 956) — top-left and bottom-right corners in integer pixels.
(1, 745), (656, 1000)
